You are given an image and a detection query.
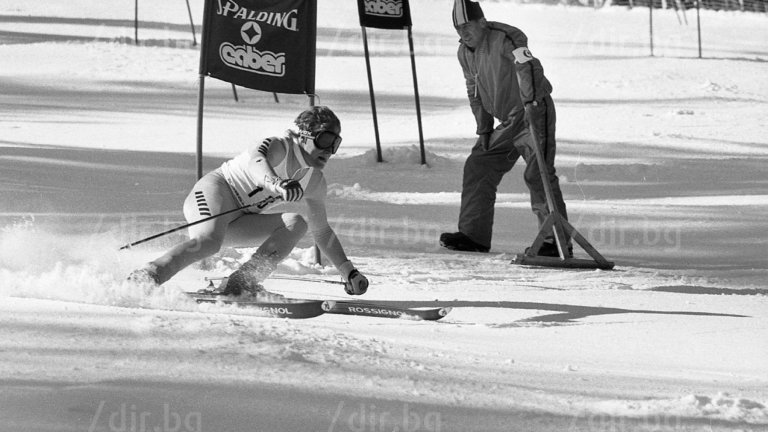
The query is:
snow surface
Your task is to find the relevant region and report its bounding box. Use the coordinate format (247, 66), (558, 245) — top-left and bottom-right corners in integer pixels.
(0, 1), (767, 431)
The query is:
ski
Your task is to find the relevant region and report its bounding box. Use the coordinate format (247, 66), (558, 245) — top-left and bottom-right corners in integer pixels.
(186, 292), (326, 319)
(324, 301), (451, 321)
(184, 292), (450, 321)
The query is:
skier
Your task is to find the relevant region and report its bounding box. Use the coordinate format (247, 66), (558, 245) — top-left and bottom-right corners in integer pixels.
(440, 0), (571, 256)
(128, 106), (369, 300)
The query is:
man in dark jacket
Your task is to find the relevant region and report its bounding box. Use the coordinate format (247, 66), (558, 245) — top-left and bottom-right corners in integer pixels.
(440, 0), (570, 256)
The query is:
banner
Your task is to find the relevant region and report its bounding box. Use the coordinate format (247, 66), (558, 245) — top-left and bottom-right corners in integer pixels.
(200, 0), (317, 94)
(357, 0), (412, 29)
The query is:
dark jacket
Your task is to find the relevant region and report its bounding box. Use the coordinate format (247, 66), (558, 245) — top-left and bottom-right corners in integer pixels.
(457, 21), (552, 135)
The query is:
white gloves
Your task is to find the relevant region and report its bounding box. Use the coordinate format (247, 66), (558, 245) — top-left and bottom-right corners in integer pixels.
(265, 175), (304, 202)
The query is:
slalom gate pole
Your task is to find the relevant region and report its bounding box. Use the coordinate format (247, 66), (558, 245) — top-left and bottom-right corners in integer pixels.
(134, 0), (139, 45)
(696, 0), (702, 58)
(407, 26), (427, 166)
(196, 0), (214, 180)
(649, 0), (654, 57)
(184, 0), (197, 46)
(361, 26), (383, 163)
(307, 95), (322, 265)
(118, 203), (254, 251)
(195, 60), (206, 177)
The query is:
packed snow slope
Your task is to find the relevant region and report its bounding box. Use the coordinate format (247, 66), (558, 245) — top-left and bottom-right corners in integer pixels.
(0, 1), (767, 431)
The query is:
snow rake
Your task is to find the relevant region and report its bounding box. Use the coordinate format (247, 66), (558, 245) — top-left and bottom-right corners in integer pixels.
(511, 127), (614, 270)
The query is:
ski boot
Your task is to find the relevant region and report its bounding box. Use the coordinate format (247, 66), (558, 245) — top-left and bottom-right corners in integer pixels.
(525, 242), (573, 258)
(439, 232), (490, 253)
(126, 264), (161, 290)
(216, 269), (286, 303)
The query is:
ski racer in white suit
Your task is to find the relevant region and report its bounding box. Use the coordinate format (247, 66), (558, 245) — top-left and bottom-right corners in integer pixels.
(129, 106), (369, 299)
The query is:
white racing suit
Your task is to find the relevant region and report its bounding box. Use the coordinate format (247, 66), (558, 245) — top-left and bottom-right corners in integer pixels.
(149, 130), (357, 285)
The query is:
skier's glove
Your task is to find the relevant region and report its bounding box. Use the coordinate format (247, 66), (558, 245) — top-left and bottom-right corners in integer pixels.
(265, 176), (304, 202)
(344, 269), (369, 296)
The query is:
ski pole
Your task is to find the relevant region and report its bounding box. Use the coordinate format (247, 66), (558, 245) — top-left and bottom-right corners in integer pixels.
(120, 168), (309, 251)
(118, 203), (254, 250)
(264, 275), (347, 286)
(205, 275), (347, 286)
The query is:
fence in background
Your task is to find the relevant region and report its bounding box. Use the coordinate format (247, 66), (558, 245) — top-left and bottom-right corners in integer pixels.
(539, 0), (767, 58)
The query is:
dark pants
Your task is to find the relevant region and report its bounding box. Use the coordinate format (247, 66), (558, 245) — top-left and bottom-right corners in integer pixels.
(459, 95), (568, 248)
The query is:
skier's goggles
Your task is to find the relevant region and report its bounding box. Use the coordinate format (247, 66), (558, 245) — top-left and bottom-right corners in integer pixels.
(301, 130), (342, 154)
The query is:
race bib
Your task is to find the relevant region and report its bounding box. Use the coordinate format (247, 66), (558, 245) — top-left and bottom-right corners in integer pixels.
(512, 47), (534, 64)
